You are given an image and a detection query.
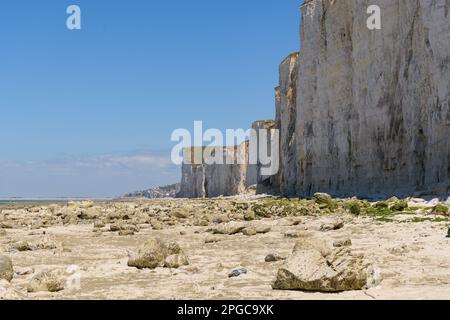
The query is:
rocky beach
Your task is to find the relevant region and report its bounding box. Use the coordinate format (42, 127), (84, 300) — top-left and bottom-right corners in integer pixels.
(1, 195), (450, 300)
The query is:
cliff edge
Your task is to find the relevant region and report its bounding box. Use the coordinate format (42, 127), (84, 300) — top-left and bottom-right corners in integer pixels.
(179, 0), (450, 199)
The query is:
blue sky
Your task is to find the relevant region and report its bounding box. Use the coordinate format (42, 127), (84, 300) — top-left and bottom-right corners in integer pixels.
(0, 0), (302, 198)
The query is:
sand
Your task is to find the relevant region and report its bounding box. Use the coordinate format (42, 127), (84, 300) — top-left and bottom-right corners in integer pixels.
(1, 197), (450, 300)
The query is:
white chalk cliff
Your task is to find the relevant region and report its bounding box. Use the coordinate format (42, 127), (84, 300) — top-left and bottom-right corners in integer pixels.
(293, 0), (449, 197)
(177, 122), (276, 198)
(179, 0), (450, 198)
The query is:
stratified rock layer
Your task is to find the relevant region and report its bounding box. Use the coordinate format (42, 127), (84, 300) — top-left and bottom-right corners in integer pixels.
(273, 238), (371, 292)
(178, 0), (450, 199)
(275, 52), (299, 196)
(178, 142), (250, 198)
(178, 121), (276, 198)
(294, 0), (450, 198)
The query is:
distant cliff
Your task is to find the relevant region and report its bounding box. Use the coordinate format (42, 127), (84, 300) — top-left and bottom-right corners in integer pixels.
(179, 0), (450, 199)
(177, 121), (276, 198)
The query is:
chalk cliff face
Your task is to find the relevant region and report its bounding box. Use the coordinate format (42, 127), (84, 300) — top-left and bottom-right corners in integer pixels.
(250, 120), (278, 194)
(203, 143), (249, 198)
(295, 0), (450, 197)
(275, 52), (299, 196)
(177, 143), (251, 198)
(179, 0), (450, 198)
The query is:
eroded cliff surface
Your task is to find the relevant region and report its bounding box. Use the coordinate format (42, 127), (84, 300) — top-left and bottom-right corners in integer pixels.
(275, 52), (299, 196)
(178, 143), (251, 198)
(295, 0), (450, 198)
(179, 0), (450, 199)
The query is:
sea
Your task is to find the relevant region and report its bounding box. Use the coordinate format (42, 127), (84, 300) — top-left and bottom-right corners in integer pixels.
(0, 198), (112, 204)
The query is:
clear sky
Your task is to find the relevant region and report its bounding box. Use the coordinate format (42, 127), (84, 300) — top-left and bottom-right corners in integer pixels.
(0, 0), (302, 198)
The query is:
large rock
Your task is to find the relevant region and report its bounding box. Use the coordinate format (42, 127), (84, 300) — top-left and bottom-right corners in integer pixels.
(27, 270), (65, 293)
(127, 238), (185, 269)
(127, 238), (167, 269)
(110, 223), (139, 233)
(0, 255), (13, 282)
(265, 253), (286, 263)
(164, 254), (189, 269)
(273, 238), (371, 292)
(10, 241), (32, 252)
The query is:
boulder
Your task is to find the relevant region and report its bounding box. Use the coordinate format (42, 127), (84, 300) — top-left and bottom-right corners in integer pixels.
(29, 220), (44, 230)
(172, 210), (189, 219)
(320, 221), (344, 232)
(10, 241), (32, 252)
(255, 225), (271, 234)
(284, 231), (308, 239)
(27, 270), (65, 293)
(110, 223), (139, 233)
(211, 215), (230, 224)
(34, 236), (58, 250)
(118, 230), (135, 236)
(242, 227), (257, 236)
(313, 193), (333, 205)
(292, 238), (332, 257)
(150, 219), (163, 230)
(333, 238), (352, 248)
(127, 237), (184, 269)
(273, 239), (371, 292)
(265, 254), (286, 263)
(77, 208), (99, 220)
(244, 211), (256, 221)
(0, 222), (14, 229)
(204, 235), (225, 244)
(164, 254), (189, 269)
(193, 217), (210, 227)
(390, 201), (408, 212)
(345, 201), (361, 215)
(0, 255), (14, 282)
(166, 241), (182, 255)
(127, 238), (167, 269)
(210, 222), (246, 235)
